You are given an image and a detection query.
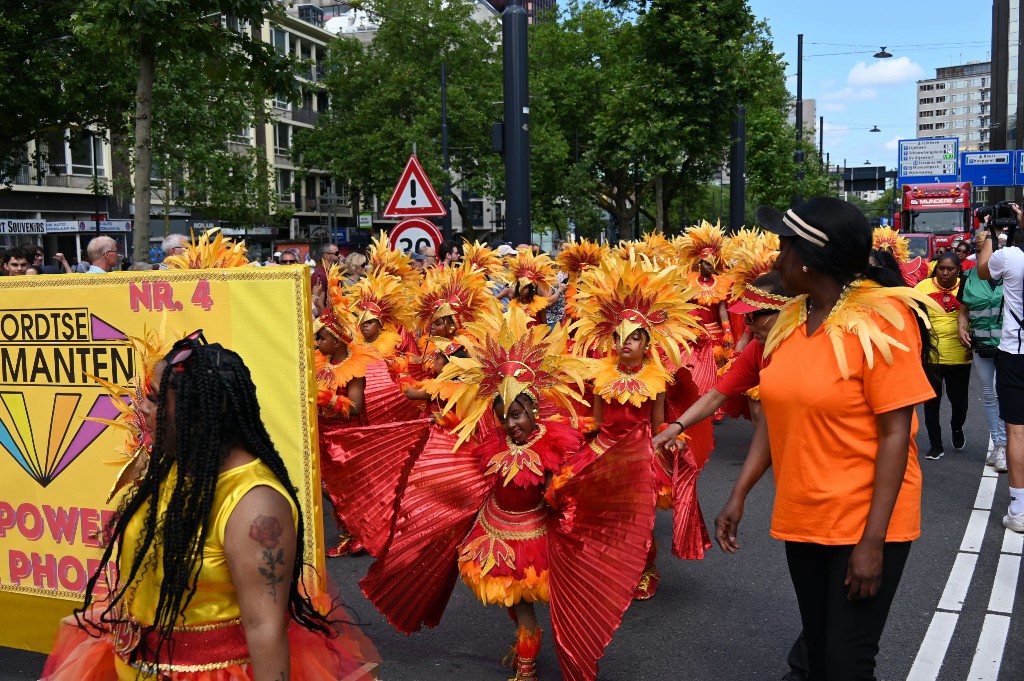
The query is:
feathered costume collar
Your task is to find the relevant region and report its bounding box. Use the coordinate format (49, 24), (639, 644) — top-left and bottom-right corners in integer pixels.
(686, 271), (732, 306)
(590, 355), (671, 407)
(762, 279), (941, 379)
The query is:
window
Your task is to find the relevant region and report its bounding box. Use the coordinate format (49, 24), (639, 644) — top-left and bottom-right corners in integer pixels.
(224, 15), (249, 34)
(934, 109), (948, 116)
(969, 119), (979, 127)
(935, 122), (946, 129)
(971, 78), (983, 86)
(970, 92), (981, 100)
(230, 126), (251, 144)
(969, 132), (981, 140)
(970, 105), (982, 113)
(935, 96), (946, 103)
(69, 133), (103, 175)
(936, 83), (946, 90)
(271, 27), (289, 55)
(920, 84), (934, 91)
(274, 123), (290, 155)
(954, 120), (967, 128)
(952, 107), (966, 115)
(920, 110), (933, 118)
(920, 97), (934, 105)
(954, 79), (968, 88)
(272, 92), (290, 110)
(919, 124), (934, 131)
(277, 169), (292, 200)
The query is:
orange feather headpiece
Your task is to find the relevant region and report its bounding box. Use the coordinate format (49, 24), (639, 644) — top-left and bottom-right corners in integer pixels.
(163, 227), (249, 269)
(345, 269), (415, 330)
(872, 227), (910, 263)
(367, 231), (420, 285)
(415, 261), (493, 330)
(678, 221), (728, 271)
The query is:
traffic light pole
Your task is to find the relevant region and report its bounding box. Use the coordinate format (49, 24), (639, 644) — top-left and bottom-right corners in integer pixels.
(502, 0), (531, 246)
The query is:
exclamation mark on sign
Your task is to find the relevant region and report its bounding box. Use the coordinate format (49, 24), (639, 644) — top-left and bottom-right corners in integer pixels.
(409, 179), (418, 206)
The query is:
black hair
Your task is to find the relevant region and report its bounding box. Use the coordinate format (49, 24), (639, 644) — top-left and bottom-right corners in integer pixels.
(3, 246), (32, 264)
(438, 240), (459, 261)
(750, 270), (788, 297)
(869, 249), (904, 283)
(935, 250), (961, 272)
(514, 281), (537, 300)
(78, 344), (332, 662)
(790, 197), (932, 364)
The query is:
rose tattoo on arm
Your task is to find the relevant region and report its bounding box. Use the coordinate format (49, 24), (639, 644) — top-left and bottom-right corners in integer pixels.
(250, 515), (286, 602)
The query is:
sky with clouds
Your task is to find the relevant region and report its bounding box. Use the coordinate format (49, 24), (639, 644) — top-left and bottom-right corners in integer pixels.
(746, 0), (991, 170)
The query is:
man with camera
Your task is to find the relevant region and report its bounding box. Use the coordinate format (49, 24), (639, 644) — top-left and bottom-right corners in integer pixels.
(978, 202), (1024, 532)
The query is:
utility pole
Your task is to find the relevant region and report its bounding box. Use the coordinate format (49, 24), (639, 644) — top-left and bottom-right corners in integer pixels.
(440, 63), (452, 239)
(502, 0), (530, 246)
(793, 33), (804, 208)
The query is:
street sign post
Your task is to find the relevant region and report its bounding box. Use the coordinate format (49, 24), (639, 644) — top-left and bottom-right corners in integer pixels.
(1015, 151), (1024, 186)
(382, 155), (447, 218)
(960, 151), (1014, 187)
(898, 138), (959, 185)
(389, 217), (443, 257)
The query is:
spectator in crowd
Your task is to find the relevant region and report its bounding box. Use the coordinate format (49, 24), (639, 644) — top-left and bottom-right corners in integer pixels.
(3, 247), (32, 276)
(85, 236), (118, 273)
(410, 251), (426, 273)
(420, 246), (437, 269)
(960, 231), (1006, 469)
(312, 243), (341, 291)
(159, 233), (189, 270)
(342, 251), (368, 286)
(279, 249), (300, 265)
(915, 251), (971, 459)
(978, 206), (1024, 533)
(438, 240), (461, 267)
(956, 242), (977, 271)
(128, 262), (156, 271)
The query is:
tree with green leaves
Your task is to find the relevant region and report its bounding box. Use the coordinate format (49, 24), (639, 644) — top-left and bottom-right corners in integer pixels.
(71, 1), (296, 261)
(291, 0), (502, 234)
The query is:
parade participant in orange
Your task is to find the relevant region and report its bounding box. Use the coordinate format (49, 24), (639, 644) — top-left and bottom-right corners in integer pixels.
(570, 250), (707, 599)
(720, 199), (936, 680)
(502, 247), (558, 325)
(362, 307), (656, 681)
(678, 221), (734, 368)
(43, 332), (378, 681)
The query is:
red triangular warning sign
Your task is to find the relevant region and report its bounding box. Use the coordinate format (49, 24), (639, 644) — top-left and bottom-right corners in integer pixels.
(381, 155), (447, 218)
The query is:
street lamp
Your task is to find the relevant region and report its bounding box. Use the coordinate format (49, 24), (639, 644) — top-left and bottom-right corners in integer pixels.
(874, 47), (893, 59)
(870, 125), (881, 133)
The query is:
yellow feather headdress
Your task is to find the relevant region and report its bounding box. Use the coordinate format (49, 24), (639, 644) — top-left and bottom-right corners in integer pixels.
(85, 325), (175, 501)
(872, 227), (910, 263)
(313, 264), (357, 341)
(727, 231), (779, 301)
(163, 227), (249, 269)
(556, 238), (608, 279)
(345, 269), (416, 330)
(568, 249), (704, 368)
(677, 221), (729, 271)
(617, 231), (678, 265)
(426, 306), (589, 450)
(501, 248), (558, 298)
(414, 261), (494, 330)
(367, 231), (420, 285)
(461, 240), (504, 278)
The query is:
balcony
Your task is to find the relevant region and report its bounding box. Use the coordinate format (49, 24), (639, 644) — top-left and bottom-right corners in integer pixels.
(44, 174), (96, 190)
(290, 108), (319, 126)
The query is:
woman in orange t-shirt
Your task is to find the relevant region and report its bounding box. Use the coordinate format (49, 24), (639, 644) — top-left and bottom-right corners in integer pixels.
(716, 198), (936, 680)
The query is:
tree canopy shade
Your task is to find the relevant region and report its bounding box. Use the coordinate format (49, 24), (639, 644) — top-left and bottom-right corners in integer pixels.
(0, 1), (131, 184)
(291, 0), (503, 235)
(71, 0), (297, 261)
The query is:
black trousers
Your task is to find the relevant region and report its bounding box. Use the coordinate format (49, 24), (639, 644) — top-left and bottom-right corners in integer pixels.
(785, 541), (912, 681)
(923, 363), (971, 448)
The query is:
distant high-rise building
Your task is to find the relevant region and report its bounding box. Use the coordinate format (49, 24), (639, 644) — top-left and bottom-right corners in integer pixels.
(487, 0), (557, 23)
(993, 1), (1020, 154)
(915, 61), (991, 152)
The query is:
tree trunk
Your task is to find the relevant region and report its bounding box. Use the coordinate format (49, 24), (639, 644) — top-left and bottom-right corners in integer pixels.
(654, 174), (665, 233)
(132, 43), (156, 263)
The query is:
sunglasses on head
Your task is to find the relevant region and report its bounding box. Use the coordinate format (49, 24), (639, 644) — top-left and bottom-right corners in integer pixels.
(168, 329), (207, 370)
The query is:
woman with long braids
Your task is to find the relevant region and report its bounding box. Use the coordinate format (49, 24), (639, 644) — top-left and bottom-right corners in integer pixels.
(42, 333), (377, 681)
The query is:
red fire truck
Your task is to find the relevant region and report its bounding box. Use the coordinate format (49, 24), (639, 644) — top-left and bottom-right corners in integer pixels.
(893, 182), (973, 260)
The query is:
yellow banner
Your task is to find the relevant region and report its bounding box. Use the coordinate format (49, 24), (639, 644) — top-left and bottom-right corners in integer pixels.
(0, 268), (323, 653)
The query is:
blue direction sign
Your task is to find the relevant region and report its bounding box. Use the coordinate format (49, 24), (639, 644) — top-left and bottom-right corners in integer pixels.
(898, 137), (959, 185)
(961, 151), (1014, 186)
(1016, 151), (1024, 186)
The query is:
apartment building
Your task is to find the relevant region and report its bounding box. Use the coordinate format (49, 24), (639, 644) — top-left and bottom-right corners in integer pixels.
(916, 61), (992, 152)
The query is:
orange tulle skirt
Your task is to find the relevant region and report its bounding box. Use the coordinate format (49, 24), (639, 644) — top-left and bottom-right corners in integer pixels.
(41, 615), (380, 681)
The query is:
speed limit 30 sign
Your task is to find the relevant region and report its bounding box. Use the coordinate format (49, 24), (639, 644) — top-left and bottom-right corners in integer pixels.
(389, 218), (443, 257)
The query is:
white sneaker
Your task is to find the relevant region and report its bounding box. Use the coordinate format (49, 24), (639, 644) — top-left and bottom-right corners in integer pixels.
(1003, 508), (1024, 533)
(995, 446), (1008, 473)
(986, 441), (997, 466)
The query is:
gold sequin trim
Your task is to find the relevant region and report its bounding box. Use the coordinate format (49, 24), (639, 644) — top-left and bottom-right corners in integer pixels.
(130, 656), (250, 674)
(173, 618), (242, 632)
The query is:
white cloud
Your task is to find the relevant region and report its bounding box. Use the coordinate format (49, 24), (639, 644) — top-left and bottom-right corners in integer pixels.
(847, 57), (924, 87)
(884, 136), (901, 151)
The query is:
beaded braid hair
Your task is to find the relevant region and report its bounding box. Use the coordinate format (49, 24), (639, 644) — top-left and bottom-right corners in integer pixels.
(77, 343), (332, 660)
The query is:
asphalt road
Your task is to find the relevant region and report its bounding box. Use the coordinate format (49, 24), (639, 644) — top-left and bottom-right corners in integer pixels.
(2, 372), (1021, 681)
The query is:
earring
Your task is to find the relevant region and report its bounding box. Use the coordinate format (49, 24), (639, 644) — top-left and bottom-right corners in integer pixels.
(801, 265), (809, 273)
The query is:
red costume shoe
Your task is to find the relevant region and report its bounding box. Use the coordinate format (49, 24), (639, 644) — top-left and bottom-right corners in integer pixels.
(508, 627), (542, 681)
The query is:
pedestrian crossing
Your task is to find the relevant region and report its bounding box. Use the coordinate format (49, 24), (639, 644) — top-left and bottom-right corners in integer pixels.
(907, 463), (1021, 681)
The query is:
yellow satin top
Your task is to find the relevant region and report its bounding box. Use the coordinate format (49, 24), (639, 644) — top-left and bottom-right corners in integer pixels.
(120, 459), (298, 627)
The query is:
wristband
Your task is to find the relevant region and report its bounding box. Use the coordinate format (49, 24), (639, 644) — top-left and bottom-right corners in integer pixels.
(672, 419), (686, 432)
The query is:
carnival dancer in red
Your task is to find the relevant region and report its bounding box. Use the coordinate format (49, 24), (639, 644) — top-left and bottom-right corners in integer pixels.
(569, 250), (708, 600)
(361, 306), (656, 681)
(365, 231), (422, 355)
(873, 226), (928, 285)
(502, 247), (558, 325)
(678, 221), (735, 372)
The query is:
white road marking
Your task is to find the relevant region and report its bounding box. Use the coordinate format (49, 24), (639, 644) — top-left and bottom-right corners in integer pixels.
(974, 476), (998, 510)
(938, 551), (979, 612)
(905, 611), (958, 681)
(966, 614), (1011, 680)
(987, 553), (1021, 614)
(960, 510), (990, 553)
(1002, 527), (1024, 555)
